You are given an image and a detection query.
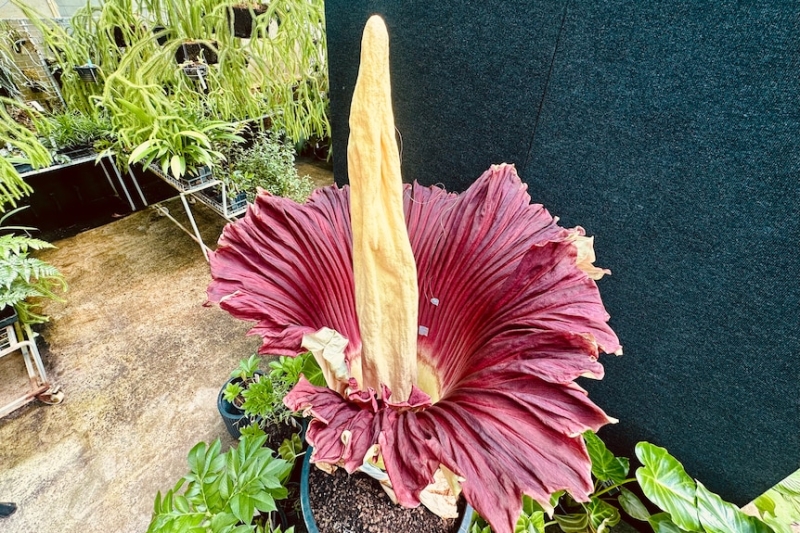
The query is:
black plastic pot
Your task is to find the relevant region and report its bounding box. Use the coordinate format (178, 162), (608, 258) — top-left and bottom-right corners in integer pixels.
(112, 26), (135, 48)
(0, 305), (18, 329)
(175, 41), (218, 65)
(228, 5), (267, 38)
(299, 447), (475, 533)
(217, 377), (252, 439)
(74, 64), (99, 83)
(217, 371), (265, 438)
(178, 165), (212, 189)
(229, 190), (247, 212)
(152, 26), (172, 46)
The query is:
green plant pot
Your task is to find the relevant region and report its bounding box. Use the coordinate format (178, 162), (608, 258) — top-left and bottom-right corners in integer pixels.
(217, 376), (248, 439)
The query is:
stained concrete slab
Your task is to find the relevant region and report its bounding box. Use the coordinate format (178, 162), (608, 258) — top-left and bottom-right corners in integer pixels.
(0, 158), (333, 532)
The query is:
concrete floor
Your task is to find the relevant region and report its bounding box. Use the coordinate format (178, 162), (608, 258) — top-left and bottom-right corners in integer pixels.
(0, 160), (333, 532)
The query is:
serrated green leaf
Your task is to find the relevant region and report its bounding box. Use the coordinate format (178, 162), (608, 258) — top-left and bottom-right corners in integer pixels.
(635, 442), (701, 531)
(618, 486), (650, 521)
(172, 494), (190, 513)
(210, 511), (240, 531)
(696, 482), (774, 533)
(251, 491), (277, 513)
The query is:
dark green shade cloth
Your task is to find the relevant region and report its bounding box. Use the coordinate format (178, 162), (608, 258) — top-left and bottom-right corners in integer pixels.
(325, 0), (800, 505)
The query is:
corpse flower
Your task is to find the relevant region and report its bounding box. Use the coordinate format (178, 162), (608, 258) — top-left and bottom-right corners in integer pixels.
(207, 16), (621, 533)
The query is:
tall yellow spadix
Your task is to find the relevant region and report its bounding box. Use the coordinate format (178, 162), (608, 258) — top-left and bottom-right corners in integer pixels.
(348, 16), (418, 401)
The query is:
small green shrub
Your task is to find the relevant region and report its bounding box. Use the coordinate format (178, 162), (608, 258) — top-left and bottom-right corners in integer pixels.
(220, 131), (313, 203)
(35, 111), (112, 151)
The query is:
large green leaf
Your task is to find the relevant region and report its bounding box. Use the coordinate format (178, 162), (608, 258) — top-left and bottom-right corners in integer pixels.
(584, 430), (630, 483)
(649, 512), (685, 533)
(752, 494), (776, 519)
(301, 354), (326, 387)
(618, 487), (651, 521)
(696, 482), (774, 533)
(128, 139), (157, 164)
(635, 442), (701, 531)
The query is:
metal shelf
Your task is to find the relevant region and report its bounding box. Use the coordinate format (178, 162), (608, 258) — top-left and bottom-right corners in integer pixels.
(147, 164), (247, 260)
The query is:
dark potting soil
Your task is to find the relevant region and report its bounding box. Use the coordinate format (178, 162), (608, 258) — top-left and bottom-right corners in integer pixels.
(308, 465), (465, 533)
(263, 419), (299, 452)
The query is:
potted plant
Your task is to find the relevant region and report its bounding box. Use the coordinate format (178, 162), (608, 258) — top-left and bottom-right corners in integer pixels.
(216, 130), (314, 204)
(174, 40), (219, 65)
(207, 17), (620, 533)
(146, 435), (295, 533)
(218, 354), (263, 438)
(219, 353), (322, 447)
(100, 78), (244, 181)
(33, 110), (112, 156)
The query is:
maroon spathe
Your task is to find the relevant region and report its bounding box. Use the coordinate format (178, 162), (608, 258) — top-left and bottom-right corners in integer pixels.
(208, 164), (621, 533)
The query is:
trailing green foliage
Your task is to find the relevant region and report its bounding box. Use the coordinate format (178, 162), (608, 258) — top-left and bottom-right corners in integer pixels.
(0, 98), (50, 209)
(13, 0), (329, 148)
(147, 435), (294, 533)
(469, 433), (776, 533)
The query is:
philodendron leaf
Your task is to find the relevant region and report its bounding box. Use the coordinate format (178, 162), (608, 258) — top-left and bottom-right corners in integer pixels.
(515, 510), (545, 533)
(278, 433), (303, 462)
(516, 497), (546, 533)
(752, 494), (776, 518)
(554, 513), (590, 533)
(588, 497), (621, 533)
(301, 354), (326, 387)
(584, 430), (630, 483)
(695, 482), (774, 533)
(635, 442), (701, 531)
(649, 512), (685, 533)
(618, 486), (650, 521)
